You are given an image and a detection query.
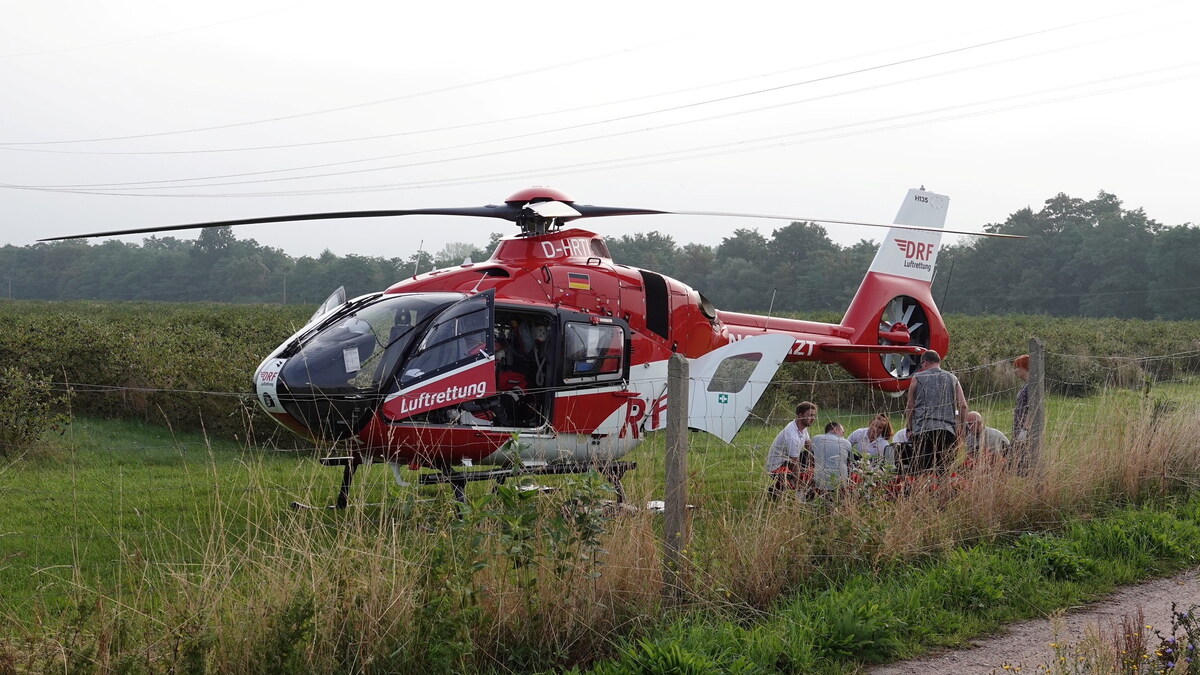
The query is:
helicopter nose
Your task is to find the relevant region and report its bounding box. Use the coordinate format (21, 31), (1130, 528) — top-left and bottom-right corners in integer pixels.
(254, 356), (379, 442)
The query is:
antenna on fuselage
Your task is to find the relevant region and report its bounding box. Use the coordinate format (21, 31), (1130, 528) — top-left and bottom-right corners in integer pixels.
(412, 240), (425, 277)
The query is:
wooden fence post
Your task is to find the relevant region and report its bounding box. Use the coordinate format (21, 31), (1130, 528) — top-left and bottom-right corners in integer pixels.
(662, 353), (690, 605)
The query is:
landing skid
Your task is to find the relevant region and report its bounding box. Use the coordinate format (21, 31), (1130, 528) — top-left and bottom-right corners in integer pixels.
(418, 461), (637, 504)
(305, 456), (636, 508)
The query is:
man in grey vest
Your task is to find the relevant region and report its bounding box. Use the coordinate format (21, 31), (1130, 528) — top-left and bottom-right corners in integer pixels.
(903, 350), (968, 476)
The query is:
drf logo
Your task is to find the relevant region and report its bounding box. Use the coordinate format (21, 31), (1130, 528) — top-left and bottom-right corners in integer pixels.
(894, 239), (936, 261)
(621, 395), (669, 439)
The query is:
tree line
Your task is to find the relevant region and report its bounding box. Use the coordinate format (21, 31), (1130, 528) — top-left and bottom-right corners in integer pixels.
(3, 191), (1195, 319)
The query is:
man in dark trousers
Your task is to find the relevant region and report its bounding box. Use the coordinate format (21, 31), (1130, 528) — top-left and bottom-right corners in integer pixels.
(903, 350), (968, 476)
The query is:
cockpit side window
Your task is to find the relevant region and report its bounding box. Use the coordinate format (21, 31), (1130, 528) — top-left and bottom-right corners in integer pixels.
(400, 291), (495, 387)
(562, 322), (625, 384)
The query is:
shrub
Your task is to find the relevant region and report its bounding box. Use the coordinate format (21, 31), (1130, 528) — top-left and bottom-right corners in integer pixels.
(0, 366), (71, 457)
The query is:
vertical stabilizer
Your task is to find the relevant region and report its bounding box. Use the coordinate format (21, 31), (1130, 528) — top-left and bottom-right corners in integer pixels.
(866, 188), (950, 282)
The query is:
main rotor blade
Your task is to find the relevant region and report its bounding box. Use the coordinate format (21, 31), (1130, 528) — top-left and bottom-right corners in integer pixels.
(571, 205), (671, 218)
(37, 205), (527, 242)
(38, 199), (1022, 242)
(37, 201), (673, 242)
(664, 210), (1024, 238)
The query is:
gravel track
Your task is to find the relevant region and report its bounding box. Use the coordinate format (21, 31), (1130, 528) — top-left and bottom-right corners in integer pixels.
(871, 568), (1200, 674)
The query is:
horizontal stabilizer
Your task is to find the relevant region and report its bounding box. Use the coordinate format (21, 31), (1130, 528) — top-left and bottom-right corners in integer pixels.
(818, 344), (927, 354)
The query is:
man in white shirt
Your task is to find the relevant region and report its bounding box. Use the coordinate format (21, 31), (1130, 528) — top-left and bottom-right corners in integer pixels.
(765, 401), (817, 497)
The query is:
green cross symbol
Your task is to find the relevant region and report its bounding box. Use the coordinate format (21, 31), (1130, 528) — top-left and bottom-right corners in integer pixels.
(717, 393), (729, 404)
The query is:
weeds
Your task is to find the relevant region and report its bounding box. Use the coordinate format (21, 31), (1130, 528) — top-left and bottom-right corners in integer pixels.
(3, 387), (1200, 672)
(1035, 604), (1200, 674)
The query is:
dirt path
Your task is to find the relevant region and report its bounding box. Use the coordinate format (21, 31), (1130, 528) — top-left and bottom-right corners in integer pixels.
(871, 568), (1200, 674)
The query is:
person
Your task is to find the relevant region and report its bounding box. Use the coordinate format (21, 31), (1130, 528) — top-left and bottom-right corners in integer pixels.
(963, 411), (1010, 463)
(765, 401), (817, 497)
(887, 425), (911, 472)
(810, 421), (852, 494)
(1012, 354), (1032, 442)
(848, 414), (894, 466)
(904, 350), (968, 476)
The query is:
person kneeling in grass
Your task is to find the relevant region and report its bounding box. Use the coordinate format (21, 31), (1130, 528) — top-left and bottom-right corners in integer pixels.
(765, 401), (817, 498)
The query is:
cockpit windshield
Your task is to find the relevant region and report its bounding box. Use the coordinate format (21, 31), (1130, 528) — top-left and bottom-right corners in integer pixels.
(280, 292), (464, 395)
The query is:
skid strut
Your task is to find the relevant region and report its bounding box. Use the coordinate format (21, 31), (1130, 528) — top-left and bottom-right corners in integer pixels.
(320, 455), (363, 509)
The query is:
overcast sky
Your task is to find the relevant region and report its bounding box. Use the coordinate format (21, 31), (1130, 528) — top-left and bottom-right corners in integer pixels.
(2, 0), (1197, 260)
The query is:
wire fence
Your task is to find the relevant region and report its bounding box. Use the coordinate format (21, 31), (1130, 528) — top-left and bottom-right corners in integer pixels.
(3, 348), (1199, 574)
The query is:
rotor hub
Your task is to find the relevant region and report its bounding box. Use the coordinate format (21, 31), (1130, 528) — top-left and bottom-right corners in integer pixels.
(505, 186), (575, 205)
(507, 188), (581, 237)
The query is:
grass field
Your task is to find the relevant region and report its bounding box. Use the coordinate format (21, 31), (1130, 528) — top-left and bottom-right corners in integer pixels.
(3, 380), (1200, 672)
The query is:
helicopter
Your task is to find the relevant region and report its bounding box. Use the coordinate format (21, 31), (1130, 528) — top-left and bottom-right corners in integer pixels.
(44, 186), (1019, 505)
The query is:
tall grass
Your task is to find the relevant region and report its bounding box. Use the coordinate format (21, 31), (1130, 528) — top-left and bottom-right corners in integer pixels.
(3, 390), (1199, 673)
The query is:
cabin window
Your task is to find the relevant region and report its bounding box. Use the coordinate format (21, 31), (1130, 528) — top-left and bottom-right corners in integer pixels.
(563, 322), (625, 383)
(706, 353), (762, 393)
(639, 271), (670, 340)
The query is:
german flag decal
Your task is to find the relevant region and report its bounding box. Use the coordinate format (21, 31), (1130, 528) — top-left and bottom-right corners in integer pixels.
(567, 272), (591, 290)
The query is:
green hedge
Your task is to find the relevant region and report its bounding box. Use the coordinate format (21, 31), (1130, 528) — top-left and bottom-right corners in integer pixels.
(0, 301), (311, 440)
(2, 301), (1199, 439)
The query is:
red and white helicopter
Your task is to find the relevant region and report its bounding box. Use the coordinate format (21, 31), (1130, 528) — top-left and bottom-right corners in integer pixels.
(46, 186), (1016, 504)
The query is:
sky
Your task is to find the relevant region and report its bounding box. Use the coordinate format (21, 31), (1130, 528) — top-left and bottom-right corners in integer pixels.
(1, 0), (1197, 260)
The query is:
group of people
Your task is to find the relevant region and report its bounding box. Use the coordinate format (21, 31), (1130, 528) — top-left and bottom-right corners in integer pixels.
(766, 350), (1033, 498)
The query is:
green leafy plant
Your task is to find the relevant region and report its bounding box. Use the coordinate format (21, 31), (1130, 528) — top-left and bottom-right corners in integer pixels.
(0, 366), (71, 457)
(1015, 532), (1098, 582)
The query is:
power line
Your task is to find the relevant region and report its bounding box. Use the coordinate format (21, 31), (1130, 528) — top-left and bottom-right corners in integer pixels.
(0, 34), (954, 156)
(0, 43), (665, 147)
(16, 24), (1162, 189)
(0, 0), (1178, 153)
(0, 3), (307, 59)
(13, 62), (1193, 198)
